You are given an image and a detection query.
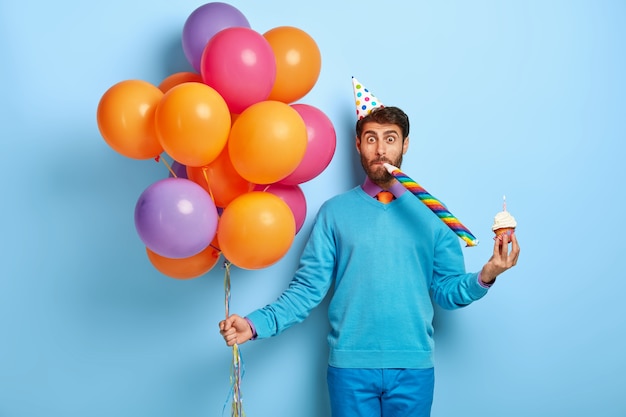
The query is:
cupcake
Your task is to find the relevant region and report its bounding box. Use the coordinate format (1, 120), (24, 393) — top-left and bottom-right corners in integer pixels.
(491, 209), (517, 239)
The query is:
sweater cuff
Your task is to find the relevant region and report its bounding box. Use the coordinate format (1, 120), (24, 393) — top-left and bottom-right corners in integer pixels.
(244, 317), (258, 340)
(478, 272), (495, 289)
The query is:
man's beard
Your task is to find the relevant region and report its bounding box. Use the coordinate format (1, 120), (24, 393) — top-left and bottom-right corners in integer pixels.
(360, 154), (403, 184)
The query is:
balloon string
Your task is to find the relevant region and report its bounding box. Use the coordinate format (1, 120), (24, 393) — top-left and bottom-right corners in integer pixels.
(222, 261), (245, 417)
(156, 155), (177, 178)
(201, 167), (216, 202)
(230, 344), (245, 417)
(224, 261), (231, 319)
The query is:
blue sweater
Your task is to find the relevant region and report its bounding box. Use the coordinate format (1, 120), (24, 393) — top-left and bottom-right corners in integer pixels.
(247, 185), (489, 369)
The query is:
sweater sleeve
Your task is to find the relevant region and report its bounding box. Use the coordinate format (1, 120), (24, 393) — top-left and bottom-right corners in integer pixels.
(430, 227), (489, 310)
(246, 210), (336, 339)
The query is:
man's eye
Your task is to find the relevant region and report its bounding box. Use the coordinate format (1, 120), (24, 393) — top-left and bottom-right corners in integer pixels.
(386, 137), (396, 143)
(367, 137), (376, 143)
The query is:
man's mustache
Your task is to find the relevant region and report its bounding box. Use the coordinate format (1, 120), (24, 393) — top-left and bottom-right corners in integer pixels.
(370, 158), (392, 165)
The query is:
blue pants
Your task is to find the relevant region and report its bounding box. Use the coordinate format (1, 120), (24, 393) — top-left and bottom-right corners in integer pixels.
(327, 366), (435, 417)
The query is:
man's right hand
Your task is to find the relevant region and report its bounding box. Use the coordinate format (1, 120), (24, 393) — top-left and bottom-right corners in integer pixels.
(219, 314), (254, 346)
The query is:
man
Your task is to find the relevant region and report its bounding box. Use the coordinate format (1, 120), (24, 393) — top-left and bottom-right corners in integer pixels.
(220, 100), (520, 416)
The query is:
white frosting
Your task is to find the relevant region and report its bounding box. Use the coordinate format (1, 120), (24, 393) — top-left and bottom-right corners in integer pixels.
(491, 210), (517, 231)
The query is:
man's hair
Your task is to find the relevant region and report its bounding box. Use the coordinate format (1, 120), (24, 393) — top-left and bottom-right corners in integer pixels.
(355, 106), (410, 139)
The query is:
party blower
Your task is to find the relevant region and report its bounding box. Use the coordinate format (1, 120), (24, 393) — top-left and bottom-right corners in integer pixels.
(383, 163), (479, 247)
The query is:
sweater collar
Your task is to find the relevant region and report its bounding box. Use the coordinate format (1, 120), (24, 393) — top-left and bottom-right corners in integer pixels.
(362, 177), (407, 199)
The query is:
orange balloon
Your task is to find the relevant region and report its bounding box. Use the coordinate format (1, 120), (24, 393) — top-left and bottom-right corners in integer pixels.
(228, 101), (307, 184)
(96, 79), (164, 159)
(264, 26), (322, 103)
(209, 232), (220, 252)
(155, 82), (231, 167)
(217, 192), (295, 270)
(146, 243), (221, 279)
(158, 72), (204, 93)
(186, 146), (255, 208)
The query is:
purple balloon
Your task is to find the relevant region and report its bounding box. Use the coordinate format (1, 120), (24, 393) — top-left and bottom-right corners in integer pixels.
(182, 2), (251, 72)
(135, 178), (218, 259)
(169, 161), (188, 179)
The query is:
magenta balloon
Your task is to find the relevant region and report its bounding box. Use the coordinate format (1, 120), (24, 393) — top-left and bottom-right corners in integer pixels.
(182, 2), (251, 72)
(201, 27), (276, 114)
(254, 183), (307, 234)
(279, 104), (337, 185)
(135, 178), (218, 258)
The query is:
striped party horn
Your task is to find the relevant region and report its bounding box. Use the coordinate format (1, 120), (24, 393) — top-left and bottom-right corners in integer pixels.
(384, 163), (479, 247)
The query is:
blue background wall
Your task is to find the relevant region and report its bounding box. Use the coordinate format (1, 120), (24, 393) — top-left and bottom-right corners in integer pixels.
(1, 1), (625, 416)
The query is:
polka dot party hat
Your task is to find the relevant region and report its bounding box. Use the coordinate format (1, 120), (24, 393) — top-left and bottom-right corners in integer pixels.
(352, 76), (384, 120)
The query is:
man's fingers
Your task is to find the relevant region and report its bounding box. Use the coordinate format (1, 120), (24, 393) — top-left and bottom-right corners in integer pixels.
(493, 233), (510, 257)
(225, 331), (238, 346)
(220, 327), (235, 337)
(220, 315), (240, 331)
(219, 315), (246, 347)
(219, 320), (232, 333)
(509, 234), (520, 266)
(220, 327), (238, 346)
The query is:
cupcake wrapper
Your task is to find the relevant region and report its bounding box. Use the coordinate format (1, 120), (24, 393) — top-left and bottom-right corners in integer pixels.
(493, 227), (515, 239)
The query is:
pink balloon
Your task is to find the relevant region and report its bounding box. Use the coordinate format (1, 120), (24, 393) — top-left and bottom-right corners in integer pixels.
(254, 183), (307, 234)
(280, 104), (336, 185)
(201, 27), (276, 114)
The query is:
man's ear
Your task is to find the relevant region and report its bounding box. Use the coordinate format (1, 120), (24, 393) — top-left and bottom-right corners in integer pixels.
(355, 136), (361, 153)
(403, 136), (410, 155)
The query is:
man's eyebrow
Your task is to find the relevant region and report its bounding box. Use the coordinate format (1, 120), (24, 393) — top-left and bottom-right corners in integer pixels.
(363, 129), (400, 136)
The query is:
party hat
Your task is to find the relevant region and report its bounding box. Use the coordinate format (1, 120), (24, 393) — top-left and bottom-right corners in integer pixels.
(352, 77), (384, 120)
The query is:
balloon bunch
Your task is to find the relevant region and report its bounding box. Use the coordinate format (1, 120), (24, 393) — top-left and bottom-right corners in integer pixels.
(96, 2), (337, 278)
